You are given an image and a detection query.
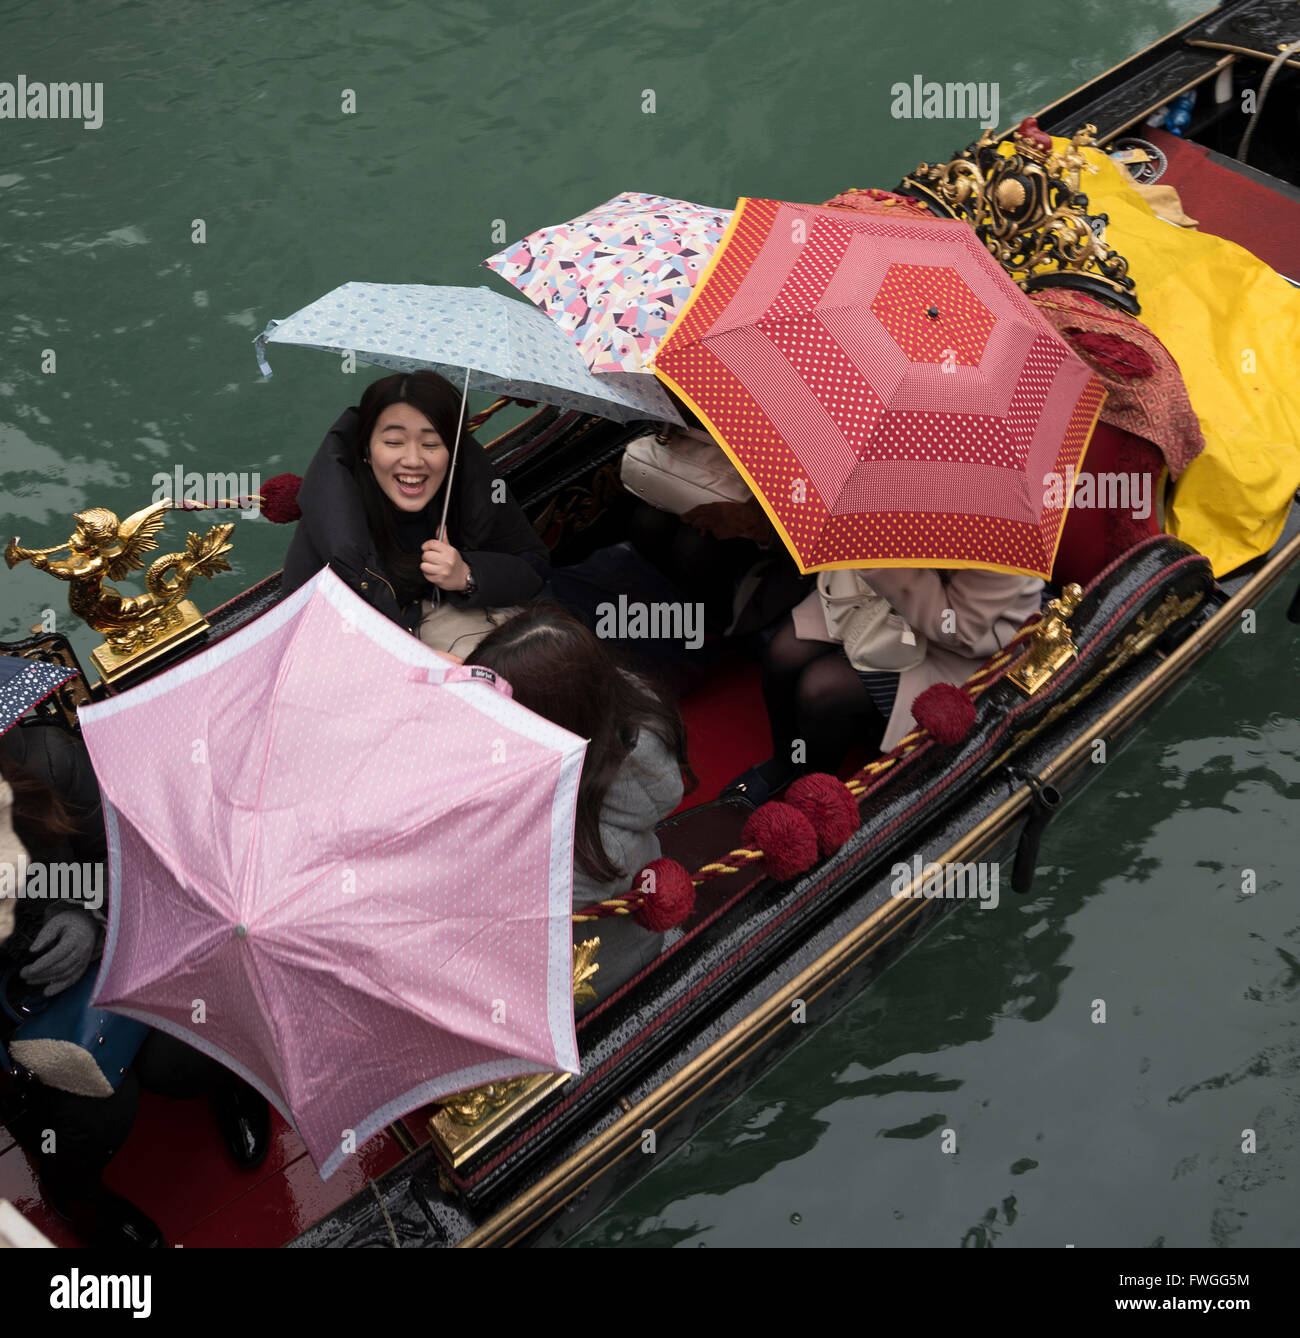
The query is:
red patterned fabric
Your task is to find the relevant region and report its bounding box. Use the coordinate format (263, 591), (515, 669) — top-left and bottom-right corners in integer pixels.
(1067, 331), (1155, 378)
(1028, 289), (1204, 478)
(822, 187), (933, 219)
(654, 198), (1106, 578)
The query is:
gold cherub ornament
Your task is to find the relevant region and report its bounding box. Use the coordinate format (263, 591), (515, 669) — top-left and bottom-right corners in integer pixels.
(6, 502), (234, 681)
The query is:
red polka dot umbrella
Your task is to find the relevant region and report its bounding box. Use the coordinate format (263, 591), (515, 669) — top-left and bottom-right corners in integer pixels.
(651, 198), (1107, 578)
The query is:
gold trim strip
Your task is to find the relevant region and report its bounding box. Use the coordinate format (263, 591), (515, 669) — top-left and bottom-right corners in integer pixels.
(430, 1074), (572, 1169)
(1186, 39), (1300, 70)
(386, 1121), (420, 1157)
(459, 529), (1300, 1247)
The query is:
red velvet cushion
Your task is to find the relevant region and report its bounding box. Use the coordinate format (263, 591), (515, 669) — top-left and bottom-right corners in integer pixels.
(1051, 423), (1163, 588)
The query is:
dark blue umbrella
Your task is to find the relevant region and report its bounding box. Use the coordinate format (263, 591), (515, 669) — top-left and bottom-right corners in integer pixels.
(0, 655), (78, 738)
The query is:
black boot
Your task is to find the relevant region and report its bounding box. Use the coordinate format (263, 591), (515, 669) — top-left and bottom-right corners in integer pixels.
(48, 1182), (166, 1249)
(720, 756), (798, 807)
(213, 1079), (270, 1170)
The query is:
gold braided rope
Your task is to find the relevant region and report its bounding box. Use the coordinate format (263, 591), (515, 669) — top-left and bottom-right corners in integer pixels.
(844, 620), (1038, 797)
(571, 850), (766, 921)
(571, 617), (1042, 921)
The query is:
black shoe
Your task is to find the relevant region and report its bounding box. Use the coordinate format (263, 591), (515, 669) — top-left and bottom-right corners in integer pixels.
(720, 757), (796, 808)
(213, 1079), (270, 1170)
(50, 1183), (166, 1249)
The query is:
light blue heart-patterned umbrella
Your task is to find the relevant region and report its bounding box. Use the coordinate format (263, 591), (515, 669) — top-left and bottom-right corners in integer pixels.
(253, 282), (683, 427)
(255, 282), (684, 535)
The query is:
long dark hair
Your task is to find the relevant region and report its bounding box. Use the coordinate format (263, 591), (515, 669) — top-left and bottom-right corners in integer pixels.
(351, 370), (473, 606)
(0, 753), (78, 851)
(465, 605), (695, 886)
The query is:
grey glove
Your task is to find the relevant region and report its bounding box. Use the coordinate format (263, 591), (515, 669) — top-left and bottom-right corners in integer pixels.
(20, 910), (99, 996)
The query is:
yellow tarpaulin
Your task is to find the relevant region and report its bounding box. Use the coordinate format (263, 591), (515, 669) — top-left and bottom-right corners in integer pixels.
(1056, 141), (1300, 576)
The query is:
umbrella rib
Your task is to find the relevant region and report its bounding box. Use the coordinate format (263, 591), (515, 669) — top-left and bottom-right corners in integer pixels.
(232, 935), (302, 1113)
(238, 624), (312, 923)
(101, 892), (231, 1003)
(98, 805), (236, 965)
(248, 932), (538, 1072)
(263, 746), (567, 928)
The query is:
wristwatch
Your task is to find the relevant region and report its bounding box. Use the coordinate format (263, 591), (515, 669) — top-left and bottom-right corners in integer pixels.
(462, 564), (477, 596)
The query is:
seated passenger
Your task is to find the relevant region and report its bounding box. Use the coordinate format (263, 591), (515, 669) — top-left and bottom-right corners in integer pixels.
(740, 567), (1043, 799)
(548, 416), (808, 694)
(1, 754), (143, 1247)
(623, 407), (808, 639)
(464, 606), (693, 1012)
(1, 720), (272, 1248)
(281, 370), (551, 656)
(628, 496), (806, 639)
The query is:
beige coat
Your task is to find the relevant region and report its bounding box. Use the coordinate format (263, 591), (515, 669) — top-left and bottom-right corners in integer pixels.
(861, 569), (1043, 750)
(795, 569), (1043, 752)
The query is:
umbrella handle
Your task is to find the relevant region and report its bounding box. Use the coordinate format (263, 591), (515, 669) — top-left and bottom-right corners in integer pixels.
(437, 365), (474, 543)
(253, 320), (281, 378)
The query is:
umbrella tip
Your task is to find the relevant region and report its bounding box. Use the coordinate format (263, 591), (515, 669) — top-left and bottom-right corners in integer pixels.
(235, 923), (249, 939)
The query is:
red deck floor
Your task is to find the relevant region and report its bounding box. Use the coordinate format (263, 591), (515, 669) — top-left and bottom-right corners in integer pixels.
(1145, 127), (1300, 277)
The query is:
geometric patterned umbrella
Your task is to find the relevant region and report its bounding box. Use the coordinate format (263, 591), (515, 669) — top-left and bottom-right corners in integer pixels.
(653, 198), (1107, 578)
(483, 192), (732, 375)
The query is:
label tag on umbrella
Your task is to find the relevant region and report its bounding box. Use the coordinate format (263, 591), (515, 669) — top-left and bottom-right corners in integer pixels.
(901, 624), (917, 646)
(443, 664), (514, 698)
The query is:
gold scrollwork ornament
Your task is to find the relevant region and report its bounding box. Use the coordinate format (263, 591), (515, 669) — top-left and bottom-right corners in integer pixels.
(901, 118), (1137, 310)
(1008, 583), (1083, 696)
(5, 502), (234, 682)
(433, 939), (601, 1131)
(987, 587), (1203, 775)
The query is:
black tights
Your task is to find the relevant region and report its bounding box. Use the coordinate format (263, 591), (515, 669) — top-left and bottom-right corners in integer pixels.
(761, 619), (889, 775)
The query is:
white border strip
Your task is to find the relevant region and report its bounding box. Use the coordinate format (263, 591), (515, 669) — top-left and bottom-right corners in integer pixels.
(439, 677), (586, 1074)
(79, 567), (447, 729)
(86, 568), (586, 1175)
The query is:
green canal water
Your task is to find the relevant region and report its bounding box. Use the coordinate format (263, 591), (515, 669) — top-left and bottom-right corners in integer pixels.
(4, 0), (1296, 1248)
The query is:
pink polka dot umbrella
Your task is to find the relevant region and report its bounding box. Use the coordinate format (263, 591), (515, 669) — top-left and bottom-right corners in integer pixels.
(78, 568), (585, 1179)
(652, 199), (1108, 578)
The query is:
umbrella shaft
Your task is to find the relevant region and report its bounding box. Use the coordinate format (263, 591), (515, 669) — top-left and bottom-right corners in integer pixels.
(438, 366), (473, 541)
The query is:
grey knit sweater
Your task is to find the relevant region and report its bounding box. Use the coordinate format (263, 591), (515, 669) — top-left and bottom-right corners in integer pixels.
(572, 724), (684, 1015)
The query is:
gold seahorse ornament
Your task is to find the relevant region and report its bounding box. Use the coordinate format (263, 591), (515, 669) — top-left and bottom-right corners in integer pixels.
(6, 502), (235, 680)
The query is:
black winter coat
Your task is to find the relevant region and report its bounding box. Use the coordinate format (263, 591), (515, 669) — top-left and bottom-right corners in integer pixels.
(0, 721), (106, 970)
(281, 408), (551, 635)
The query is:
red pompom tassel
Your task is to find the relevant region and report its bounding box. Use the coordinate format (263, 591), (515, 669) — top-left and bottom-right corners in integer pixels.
(784, 773), (859, 856)
(743, 801), (819, 881)
(259, 473), (303, 523)
(630, 858), (695, 931)
(912, 682), (976, 745)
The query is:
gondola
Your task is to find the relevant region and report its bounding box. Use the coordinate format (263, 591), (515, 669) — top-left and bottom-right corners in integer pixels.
(2, 0), (1298, 1248)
